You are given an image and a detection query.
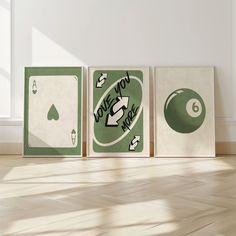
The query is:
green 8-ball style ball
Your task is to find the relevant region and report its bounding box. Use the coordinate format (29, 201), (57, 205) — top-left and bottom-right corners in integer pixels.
(164, 88), (206, 133)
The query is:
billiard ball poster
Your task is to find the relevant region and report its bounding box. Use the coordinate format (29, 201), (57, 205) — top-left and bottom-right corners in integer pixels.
(154, 67), (215, 157)
(24, 67), (83, 157)
(87, 67), (150, 157)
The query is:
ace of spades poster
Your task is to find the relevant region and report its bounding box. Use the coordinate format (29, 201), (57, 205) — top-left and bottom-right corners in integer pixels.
(24, 67), (83, 157)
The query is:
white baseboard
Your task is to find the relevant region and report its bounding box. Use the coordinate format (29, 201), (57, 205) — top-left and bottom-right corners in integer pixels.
(0, 142), (235, 156)
(0, 143), (22, 155)
(216, 142), (236, 155)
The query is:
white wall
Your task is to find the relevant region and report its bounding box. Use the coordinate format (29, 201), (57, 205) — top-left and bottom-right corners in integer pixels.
(0, 0), (11, 117)
(4, 0), (236, 147)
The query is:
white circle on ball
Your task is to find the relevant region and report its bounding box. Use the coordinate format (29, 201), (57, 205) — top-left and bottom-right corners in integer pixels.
(186, 99), (202, 117)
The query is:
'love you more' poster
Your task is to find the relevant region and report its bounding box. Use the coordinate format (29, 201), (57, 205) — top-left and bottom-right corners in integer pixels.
(87, 67), (150, 157)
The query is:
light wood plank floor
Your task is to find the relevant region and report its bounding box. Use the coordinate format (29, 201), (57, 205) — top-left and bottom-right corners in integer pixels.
(0, 156), (236, 236)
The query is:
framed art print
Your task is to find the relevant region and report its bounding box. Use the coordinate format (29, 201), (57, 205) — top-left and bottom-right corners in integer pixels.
(24, 67), (83, 157)
(87, 67), (150, 157)
(154, 67), (215, 157)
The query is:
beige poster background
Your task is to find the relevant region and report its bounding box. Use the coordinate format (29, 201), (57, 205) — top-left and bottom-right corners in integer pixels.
(155, 67), (215, 157)
(28, 76), (78, 148)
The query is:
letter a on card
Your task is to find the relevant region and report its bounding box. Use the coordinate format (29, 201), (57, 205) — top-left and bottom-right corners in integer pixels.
(87, 67), (150, 157)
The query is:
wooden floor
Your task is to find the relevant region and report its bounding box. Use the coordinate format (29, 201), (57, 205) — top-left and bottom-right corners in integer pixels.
(0, 156), (236, 236)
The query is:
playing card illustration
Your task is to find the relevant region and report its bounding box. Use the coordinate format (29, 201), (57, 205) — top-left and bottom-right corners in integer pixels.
(24, 67), (83, 157)
(87, 67), (150, 157)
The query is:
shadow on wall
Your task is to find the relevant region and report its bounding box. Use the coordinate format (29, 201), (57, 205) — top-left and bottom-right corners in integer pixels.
(13, 0), (236, 143)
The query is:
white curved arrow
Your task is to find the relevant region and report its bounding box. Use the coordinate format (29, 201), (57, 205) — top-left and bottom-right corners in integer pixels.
(106, 109), (124, 126)
(112, 97), (129, 114)
(96, 73), (107, 88)
(106, 96), (129, 126)
(129, 136), (140, 151)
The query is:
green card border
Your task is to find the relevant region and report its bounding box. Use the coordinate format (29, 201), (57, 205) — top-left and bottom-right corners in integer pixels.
(87, 67), (150, 157)
(23, 67), (83, 157)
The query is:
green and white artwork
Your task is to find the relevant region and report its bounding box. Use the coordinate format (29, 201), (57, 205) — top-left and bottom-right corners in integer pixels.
(87, 67), (150, 157)
(24, 67), (83, 157)
(155, 67), (215, 157)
